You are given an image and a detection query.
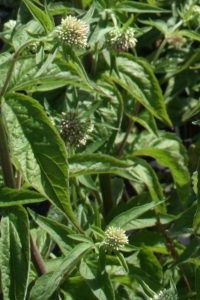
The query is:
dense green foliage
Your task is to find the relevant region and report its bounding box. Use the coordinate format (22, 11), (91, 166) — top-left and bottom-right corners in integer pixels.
(0, 0), (200, 299)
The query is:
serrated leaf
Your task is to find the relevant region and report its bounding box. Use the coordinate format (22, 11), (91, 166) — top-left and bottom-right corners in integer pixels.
(105, 54), (172, 126)
(3, 93), (79, 229)
(0, 207), (30, 300)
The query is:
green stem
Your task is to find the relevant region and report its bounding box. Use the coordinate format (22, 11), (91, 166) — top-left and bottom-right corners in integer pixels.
(152, 38), (167, 64)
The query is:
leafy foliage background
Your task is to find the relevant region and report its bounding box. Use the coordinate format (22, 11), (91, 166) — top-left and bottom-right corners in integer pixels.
(0, 0), (200, 299)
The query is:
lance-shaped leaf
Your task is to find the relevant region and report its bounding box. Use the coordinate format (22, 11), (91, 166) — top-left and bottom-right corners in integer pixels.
(0, 187), (45, 207)
(3, 93), (79, 229)
(114, 1), (168, 13)
(108, 201), (162, 230)
(0, 207), (30, 300)
(23, 0), (53, 33)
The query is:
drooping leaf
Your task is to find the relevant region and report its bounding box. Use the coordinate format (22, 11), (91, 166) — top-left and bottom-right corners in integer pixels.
(0, 207), (30, 300)
(3, 93), (79, 229)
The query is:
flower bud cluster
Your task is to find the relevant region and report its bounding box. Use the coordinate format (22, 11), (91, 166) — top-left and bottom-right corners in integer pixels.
(55, 15), (89, 48)
(103, 226), (128, 251)
(107, 27), (137, 52)
(60, 112), (93, 147)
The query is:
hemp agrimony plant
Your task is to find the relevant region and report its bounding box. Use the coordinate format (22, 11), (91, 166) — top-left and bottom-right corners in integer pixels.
(0, 0), (200, 299)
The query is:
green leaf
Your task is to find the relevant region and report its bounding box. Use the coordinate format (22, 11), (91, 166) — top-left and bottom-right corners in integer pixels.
(108, 201), (162, 230)
(0, 207), (30, 300)
(29, 243), (93, 300)
(128, 110), (158, 136)
(131, 131), (190, 204)
(29, 209), (74, 255)
(80, 257), (115, 300)
(23, 0), (53, 33)
(69, 154), (164, 206)
(139, 19), (169, 35)
(116, 251), (129, 272)
(4, 93), (79, 229)
(0, 187), (45, 207)
(131, 230), (167, 254)
(179, 30), (200, 42)
(114, 1), (168, 13)
(138, 248), (162, 281)
(105, 54), (172, 126)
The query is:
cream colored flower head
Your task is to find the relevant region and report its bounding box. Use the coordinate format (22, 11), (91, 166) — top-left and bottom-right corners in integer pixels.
(104, 226), (128, 251)
(107, 27), (137, 51)
(55, 15), (89, 48)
